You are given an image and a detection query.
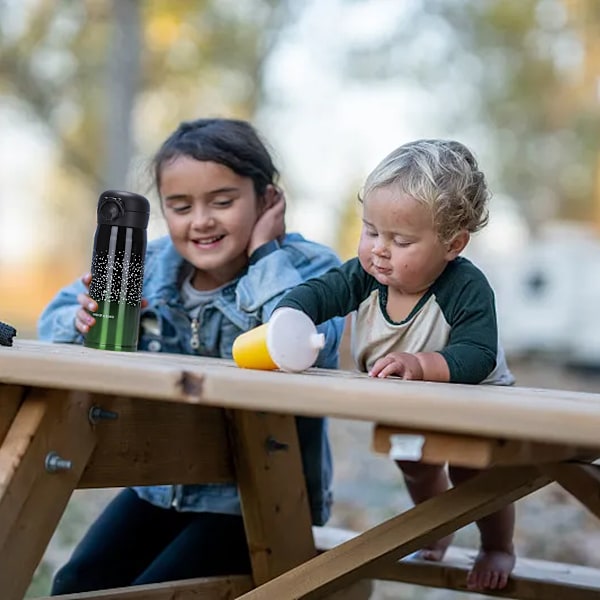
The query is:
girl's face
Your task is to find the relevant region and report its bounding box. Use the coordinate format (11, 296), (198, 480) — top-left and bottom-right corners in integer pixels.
(159, 156), (261, 290)
(357, 186), (461, 295)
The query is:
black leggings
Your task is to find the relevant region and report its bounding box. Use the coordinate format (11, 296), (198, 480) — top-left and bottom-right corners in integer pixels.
(51, 488), (251, 595)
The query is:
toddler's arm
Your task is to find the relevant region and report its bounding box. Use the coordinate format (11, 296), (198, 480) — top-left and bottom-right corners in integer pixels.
(236, 243), (366, 369)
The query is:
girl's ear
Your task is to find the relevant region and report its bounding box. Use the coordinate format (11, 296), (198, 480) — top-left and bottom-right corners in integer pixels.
(445, 230), (470, 260)
(261, 184), (280, 210)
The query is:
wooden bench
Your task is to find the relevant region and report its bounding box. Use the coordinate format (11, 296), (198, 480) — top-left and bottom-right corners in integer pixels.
(31, 526), (600, 599)
(315, 526), (600, 599)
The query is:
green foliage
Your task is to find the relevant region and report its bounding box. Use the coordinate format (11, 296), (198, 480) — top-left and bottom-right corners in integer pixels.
(0, 0), (298, 186)
(341, 0), (600, 226)
(0, 0), (301, 261)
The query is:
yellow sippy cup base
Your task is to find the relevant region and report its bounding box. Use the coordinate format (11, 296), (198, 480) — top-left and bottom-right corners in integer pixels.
(232, 323), (278, 370)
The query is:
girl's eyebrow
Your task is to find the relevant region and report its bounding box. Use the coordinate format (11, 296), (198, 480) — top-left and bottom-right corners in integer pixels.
(207, 186), (239, 196)
(164, 194), (190, 202)
(164, 187), (239, 202)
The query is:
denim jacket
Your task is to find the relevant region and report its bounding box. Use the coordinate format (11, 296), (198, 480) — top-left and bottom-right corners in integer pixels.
(38, 233), (344, 525)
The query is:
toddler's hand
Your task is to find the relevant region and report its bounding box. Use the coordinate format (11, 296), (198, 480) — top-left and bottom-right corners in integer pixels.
(369, 352), (424, 380)
(75, 273), (97, 335)
(247, 185), (286, 257)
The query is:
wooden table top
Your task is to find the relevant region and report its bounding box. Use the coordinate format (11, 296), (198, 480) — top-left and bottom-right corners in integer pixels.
(2, 339), (600, 447)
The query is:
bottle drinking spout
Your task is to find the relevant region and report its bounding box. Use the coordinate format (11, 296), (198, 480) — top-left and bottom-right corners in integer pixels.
(310, 333), (325, 350)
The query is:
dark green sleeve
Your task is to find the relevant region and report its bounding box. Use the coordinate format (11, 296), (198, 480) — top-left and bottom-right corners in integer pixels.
(275, 257), (376, 324)
(436, 260), (498, 384)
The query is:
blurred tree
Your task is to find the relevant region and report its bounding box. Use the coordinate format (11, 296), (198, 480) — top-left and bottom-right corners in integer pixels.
(0, 0), (302, 257)
(335, 184), (363, 260)
(106, 0), (141, 190)
(340, 0), (600, 231)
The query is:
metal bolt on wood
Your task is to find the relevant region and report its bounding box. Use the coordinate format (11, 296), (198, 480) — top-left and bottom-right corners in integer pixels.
(45, 452), (72, 473)
(88, 405), (119, 424)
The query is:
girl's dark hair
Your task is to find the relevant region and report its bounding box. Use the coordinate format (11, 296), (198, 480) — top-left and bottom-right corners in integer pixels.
(153, 118), (279, 200)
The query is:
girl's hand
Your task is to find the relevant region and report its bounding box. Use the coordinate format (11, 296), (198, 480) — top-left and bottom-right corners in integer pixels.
(368, 352), (425, 380)
(75, 273), (148, 335)
(75, 273), (97, 335)
(247, 185), (286, 257)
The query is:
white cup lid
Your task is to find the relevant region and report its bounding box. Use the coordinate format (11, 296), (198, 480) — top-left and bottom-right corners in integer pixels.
(267, 308), (324, 372)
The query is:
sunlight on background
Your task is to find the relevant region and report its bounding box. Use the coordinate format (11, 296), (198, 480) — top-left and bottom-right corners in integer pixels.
(0, 0), (599, 346)
(2, 2), (600, 597)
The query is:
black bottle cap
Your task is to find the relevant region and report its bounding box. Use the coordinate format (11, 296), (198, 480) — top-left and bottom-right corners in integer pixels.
(97, 190), (150, 229)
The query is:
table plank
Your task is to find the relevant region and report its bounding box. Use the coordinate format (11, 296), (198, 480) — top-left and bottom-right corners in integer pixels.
(80, 398), (235, 487)
(372, 425), (596, 468)
(3, 340), (600, 447)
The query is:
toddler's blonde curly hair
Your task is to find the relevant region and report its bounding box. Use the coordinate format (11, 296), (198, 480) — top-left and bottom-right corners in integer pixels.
(361, 139), (489, 244)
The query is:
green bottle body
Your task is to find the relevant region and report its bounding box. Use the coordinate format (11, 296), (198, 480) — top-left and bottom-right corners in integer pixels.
(84, 193), (148, 352)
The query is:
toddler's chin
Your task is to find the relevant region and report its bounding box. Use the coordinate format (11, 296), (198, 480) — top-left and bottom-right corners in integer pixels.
(372, 271), (390, 286)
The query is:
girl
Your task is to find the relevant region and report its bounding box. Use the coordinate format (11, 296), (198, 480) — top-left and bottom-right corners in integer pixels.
(39, 118), (344, 594)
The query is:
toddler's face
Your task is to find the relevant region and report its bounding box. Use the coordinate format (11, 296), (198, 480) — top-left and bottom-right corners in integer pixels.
(159, 156), (260, 289)
(357, 186), (455, 295)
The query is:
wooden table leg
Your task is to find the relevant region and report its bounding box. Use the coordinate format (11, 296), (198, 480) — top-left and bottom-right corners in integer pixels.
(0, 387), (97, 600)
(0, 384), (24, 442)
(227, 410), (317, 585)
(236, 465), (551, 600)
(540, 462), (600, 519)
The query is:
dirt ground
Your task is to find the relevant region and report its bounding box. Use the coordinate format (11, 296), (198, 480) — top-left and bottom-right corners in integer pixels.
(29, 356), (600, 599)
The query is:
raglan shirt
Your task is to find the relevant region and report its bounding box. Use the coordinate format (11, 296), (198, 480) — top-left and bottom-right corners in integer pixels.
(276, 256), (514, 385)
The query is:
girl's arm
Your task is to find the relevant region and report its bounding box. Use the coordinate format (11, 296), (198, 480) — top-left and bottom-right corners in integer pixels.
(38, 279), (87, 343)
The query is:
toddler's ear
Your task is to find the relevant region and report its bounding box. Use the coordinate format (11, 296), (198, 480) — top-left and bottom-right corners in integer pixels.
(446, 230), (470, 260)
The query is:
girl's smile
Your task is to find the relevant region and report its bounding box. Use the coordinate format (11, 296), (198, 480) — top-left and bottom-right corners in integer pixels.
(191, 235), (225, 248)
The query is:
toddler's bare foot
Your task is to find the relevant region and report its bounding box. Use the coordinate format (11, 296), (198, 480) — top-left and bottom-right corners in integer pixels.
(466, 546), (515, 590)
(418, 534), (453, 561)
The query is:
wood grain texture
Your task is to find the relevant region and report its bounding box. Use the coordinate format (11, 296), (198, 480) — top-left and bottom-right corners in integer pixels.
(0, 384), (23, 444)
(541, 462), (600, 519)
(237, 466), (550, 599)
(80, 397), (234, 487)
(372, 425), (593, 468)
(228, 410), (316, 585)
(34, 575), (253, 599)
(0, 388), (97, 600)
(315, 527), (600, 599)
(3, 340), (600, 447)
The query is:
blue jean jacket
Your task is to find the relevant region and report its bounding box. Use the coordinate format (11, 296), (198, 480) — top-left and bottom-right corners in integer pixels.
(38, 233), (344, 525)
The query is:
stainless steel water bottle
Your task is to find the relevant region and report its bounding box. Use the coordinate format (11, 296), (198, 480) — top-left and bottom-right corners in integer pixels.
(84, 190), (150, 351)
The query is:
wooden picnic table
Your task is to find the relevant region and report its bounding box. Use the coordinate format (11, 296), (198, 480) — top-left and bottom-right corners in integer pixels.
(1, 339), (600, 599)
